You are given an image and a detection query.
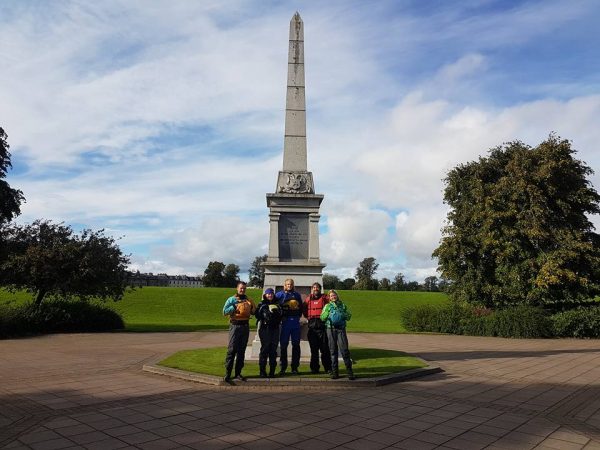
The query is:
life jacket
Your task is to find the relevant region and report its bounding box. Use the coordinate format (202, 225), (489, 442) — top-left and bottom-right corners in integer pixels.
(278, 291), (302, 318)
(306, 294), (328, 319)
(231, 297), (254, 321)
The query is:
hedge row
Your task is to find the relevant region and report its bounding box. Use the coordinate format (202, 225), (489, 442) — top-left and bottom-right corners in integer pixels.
(0, 299), (124, 338)
(401, 303), (600, 338)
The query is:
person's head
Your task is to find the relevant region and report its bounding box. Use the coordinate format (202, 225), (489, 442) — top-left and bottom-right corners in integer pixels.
(263, 287), (275, 301)
(311, 282), (322, 296)
(284, 278), (295, 292)
(236, 281), (247, 296)
(328, 289), (339, 301)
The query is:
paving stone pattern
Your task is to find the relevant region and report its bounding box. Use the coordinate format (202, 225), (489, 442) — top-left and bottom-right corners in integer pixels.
(2, 332), (600, 449)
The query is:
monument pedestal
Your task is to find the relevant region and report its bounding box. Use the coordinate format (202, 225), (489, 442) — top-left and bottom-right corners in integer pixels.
(245, 324), (311, 362)
(262, 193), (325, 295)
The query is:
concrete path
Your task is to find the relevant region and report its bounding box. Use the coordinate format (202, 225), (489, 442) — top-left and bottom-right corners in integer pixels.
(2, 332), (600, 449)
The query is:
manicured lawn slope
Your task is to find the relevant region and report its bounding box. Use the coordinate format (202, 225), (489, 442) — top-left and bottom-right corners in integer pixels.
(159, 346), (427, 378)
(1, 287), (449, 333)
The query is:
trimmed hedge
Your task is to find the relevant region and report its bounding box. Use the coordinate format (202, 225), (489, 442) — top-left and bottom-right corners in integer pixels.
(551, 308), (600, 338)
(401, 303), (554, 338)
(0, 299), (124, 338)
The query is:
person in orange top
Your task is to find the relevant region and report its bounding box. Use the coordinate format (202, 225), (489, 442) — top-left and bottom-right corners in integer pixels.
(302, 282), (332, 374)
(222, 281), (256, 382)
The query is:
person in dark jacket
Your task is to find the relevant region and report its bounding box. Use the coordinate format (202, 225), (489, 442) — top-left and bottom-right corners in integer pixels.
(255, 288), (282, 378)
(302, 282), (332, 374)
(222, 281), (256, 382)
(276, 278), (303, 375)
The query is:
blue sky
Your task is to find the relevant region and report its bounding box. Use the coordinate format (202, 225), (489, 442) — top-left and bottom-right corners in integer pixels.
(1, 0), (599, 281)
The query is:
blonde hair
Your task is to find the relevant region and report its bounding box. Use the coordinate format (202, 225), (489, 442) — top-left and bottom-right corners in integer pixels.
(328, 289), (339, 299)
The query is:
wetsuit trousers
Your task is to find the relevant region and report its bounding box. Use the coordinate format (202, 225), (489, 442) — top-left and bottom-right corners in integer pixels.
(224, 322), (249, 376)
(280, 320), (300, 371)
(307, 325), (332, 373)
(327, 327), (352, 374)
(258, 324), (279, 373)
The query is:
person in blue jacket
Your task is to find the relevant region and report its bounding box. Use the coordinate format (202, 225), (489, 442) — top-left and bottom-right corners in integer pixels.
(276, 278), (303, 375)
(222, 281), (256, 382)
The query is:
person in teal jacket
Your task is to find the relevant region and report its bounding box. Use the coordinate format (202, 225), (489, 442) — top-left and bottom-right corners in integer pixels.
(320, 289), (355, 380)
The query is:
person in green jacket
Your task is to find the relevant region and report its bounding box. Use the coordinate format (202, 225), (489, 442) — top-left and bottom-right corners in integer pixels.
(320, 289), (355, 380)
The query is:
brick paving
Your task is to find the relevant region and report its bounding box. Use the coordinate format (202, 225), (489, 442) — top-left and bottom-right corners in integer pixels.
(1, 332), (600, 449)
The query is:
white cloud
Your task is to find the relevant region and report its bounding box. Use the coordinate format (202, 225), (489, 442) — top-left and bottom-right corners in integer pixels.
(2, 1), (599, 282)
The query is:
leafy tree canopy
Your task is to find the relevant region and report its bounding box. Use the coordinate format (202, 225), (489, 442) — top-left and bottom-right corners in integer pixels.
(392, 273), (405, 291)
(223, 263), (240, 288)
(379, 277), (391, 291)
(0, 127), (25, 224)
(248, 254), (267, 287)
(322, 273), (340, 290)
(203, 261), (226, 287)
(433, 135), (600, 308)
(354, 257), (379, 290)
(1, 220), (130, 305)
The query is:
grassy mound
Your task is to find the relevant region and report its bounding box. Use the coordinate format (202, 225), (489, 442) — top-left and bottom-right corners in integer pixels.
(158, 346), (426, 379)
(1, 287), (448, 334)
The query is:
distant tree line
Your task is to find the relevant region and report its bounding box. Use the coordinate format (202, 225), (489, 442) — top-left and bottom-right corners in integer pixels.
(322, 257), (448, 292)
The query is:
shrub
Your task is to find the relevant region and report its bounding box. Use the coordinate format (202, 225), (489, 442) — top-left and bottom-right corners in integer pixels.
(401, 303), (551, 338)
(400, 302), (470, 334)
(0, 299), (124, 338)
(551, 307), (600, 338)
(488, 305), (552, 338)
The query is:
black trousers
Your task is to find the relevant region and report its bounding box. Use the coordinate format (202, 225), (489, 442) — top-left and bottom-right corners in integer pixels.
(307, 325), (332, 372)
(327, 327), (352, 373)
(258, 324), (279, 372)
(224, 322), (249, 376)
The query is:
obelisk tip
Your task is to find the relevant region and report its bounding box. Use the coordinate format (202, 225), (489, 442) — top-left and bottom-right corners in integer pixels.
(289, 11), (303, 41)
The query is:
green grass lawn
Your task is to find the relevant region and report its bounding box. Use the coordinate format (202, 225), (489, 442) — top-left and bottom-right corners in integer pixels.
(0, 287), (448, 333)
(158, 346), (427, 378)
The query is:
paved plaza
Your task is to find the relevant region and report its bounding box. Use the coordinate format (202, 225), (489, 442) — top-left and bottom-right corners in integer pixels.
(2, 332), (600, 449)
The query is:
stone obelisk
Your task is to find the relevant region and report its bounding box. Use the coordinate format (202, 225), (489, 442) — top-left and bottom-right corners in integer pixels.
(262, 12), (325, 297)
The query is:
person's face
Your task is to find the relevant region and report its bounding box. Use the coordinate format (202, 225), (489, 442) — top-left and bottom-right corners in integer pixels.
(284, 280), (294, 291)
(329, 292), (338, 301)
(265, 292), (274, 301)
(311, 285), (321, 296)
(237, 284), (246, 296)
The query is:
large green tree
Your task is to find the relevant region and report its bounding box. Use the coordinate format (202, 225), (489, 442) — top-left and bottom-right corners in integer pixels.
(0, 127), (25, 225)
(354, 257), (379, 290)
(248, 254), (267, 287)
(202, 261), (226, 287)
(223, 263), (240, 287)
(433, 135), (600, 308)
(1, 220), (130, 305)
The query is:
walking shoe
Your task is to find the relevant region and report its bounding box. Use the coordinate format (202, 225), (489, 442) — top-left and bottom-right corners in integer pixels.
(279, 369), (286, 376)
(291, 369), (299, 375)
(348, 371), (356, 381)
(234, 374), (247, 381)
(269, 368), (277, 378)
(330, 372), (339, 380)
(259, 371), (268, 378)
(224, 372), (232, 382)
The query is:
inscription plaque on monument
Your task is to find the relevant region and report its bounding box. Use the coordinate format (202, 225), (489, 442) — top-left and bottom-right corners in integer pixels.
(278, 213), (309, 260)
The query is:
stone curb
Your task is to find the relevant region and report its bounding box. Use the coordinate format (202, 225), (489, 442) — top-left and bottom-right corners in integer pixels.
(142, 363), (443, 387)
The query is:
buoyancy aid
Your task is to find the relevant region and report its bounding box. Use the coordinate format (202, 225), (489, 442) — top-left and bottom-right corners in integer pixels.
(231, 296), (255, 321)
(306, 294), (328, 319)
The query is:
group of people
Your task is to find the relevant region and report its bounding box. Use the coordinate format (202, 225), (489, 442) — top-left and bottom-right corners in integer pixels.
(222, 278), (354, 382)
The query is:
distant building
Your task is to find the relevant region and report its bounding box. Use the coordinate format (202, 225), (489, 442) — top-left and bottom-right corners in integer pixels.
(126, 272), (203, 288)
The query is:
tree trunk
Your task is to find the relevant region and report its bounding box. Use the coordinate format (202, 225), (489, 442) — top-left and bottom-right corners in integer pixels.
(35, 290), (46, 306)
